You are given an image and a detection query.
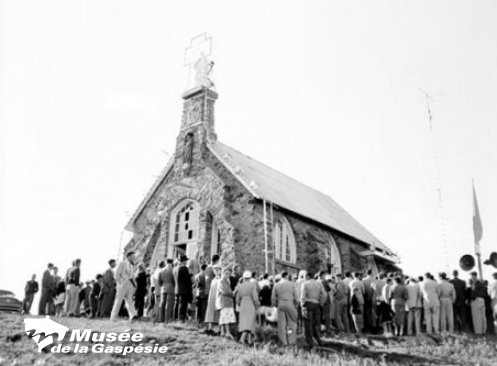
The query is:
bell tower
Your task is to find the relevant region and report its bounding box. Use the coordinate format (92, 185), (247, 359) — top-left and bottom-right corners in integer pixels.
(174, 34), (218, 175)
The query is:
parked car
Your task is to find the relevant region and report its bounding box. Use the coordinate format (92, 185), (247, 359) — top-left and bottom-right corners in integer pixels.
(0, 290), (22, 313)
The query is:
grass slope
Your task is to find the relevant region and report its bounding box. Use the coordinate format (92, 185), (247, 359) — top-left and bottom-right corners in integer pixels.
(0, 313), (496, 365)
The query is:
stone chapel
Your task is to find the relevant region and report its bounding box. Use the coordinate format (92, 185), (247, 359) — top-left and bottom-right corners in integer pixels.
(123, 83), (400, 276)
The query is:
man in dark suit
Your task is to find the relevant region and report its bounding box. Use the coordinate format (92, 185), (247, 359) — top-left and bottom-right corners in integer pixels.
(451, 269), (469, 332)
(173, 255), (192, 322)
(90, 275), (103, 318)
(23, 274), (39, 315)
(38, 263), (55, 315)
(134, 264), (148, 317)
(159, 258), (176, 322)
(195, 264), (209, 324)
(99, 259), (117, 317)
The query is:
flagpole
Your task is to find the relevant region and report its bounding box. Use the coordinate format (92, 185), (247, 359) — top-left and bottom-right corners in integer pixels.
(472, 178), (484, 279)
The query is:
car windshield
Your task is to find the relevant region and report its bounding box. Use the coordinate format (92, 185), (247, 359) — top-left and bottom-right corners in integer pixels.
(0, 290), (15, 297)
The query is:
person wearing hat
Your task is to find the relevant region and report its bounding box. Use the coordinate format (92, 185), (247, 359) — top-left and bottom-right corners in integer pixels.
(217, 267), (236, 339)
(173, 254), (193, 322)
(272, 271), (298, 346)
(235, 271), (259, 345)
(110, 251), (137, 321)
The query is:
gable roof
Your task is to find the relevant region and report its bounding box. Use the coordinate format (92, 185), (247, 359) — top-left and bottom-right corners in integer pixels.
(207, 140), (398, 261)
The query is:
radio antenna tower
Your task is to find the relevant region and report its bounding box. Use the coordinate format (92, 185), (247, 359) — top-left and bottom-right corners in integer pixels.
(421, 90), (449, 271)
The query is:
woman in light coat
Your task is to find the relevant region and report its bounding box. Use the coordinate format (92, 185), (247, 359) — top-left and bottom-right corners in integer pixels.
(235, 271), (260, 345)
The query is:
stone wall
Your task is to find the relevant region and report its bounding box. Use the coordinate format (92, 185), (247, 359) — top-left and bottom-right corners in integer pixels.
(202, 146), (266, 270)
(129, 161), (235, 267)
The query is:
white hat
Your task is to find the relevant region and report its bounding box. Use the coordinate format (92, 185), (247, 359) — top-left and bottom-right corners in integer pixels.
(243, 270), (252, 279)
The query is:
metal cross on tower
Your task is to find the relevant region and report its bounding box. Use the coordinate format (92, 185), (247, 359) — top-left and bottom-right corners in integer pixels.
(184, 33), (215, 89)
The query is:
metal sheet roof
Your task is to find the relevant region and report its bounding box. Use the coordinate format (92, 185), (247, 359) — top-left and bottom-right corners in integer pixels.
(208, 141), (397, 259)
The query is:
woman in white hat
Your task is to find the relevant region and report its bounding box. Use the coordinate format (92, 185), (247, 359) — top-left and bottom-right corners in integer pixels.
(235, 271), (260, 345)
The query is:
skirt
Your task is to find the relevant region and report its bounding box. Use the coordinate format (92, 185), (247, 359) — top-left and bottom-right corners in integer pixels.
(219, 308), (236, 325)
(394, 304), (406, 327)
(238, 297), (257, 333)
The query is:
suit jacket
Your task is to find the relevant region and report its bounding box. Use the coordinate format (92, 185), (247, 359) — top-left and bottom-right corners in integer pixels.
(174, 265), (192, 297)
(115, 260), (135, 287)
(41, 270), (54, 289)
(67, 267), (81, 285)
(102, 268), (116, 294)
(91, 282), (101, 299)
(420, 279), (441, 305)
(135, 272), (148, 295)
(450, 277), (466, 306)
(195, 272), (208, 298)
(25, 280), (39, 295)
(272, 279), (297, 308)
(159, 265), (175, 294)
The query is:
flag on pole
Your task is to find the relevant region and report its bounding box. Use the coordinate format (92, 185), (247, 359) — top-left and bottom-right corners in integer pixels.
(472, 180), (483, 254)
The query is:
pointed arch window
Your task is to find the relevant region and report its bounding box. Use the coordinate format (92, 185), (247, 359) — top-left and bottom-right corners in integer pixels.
(327, 236), (342, 276)
(170, 200), (200, 245)
(273, 216), (296, 264)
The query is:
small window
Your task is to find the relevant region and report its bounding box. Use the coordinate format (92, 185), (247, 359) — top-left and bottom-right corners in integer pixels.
(210, 219), (222, 257)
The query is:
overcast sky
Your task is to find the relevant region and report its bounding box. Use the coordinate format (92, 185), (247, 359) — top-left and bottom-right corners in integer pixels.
(1, 0), (496, 306)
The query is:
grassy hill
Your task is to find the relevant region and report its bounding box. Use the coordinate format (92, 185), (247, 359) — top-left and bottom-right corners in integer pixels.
(0, 313), (496, 365)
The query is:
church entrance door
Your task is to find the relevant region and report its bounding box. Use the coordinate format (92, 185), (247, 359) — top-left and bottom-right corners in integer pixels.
(172, 243), (187, 258)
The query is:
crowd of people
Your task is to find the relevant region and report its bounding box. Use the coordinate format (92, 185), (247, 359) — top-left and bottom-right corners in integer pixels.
(22, 252), (497, 349)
